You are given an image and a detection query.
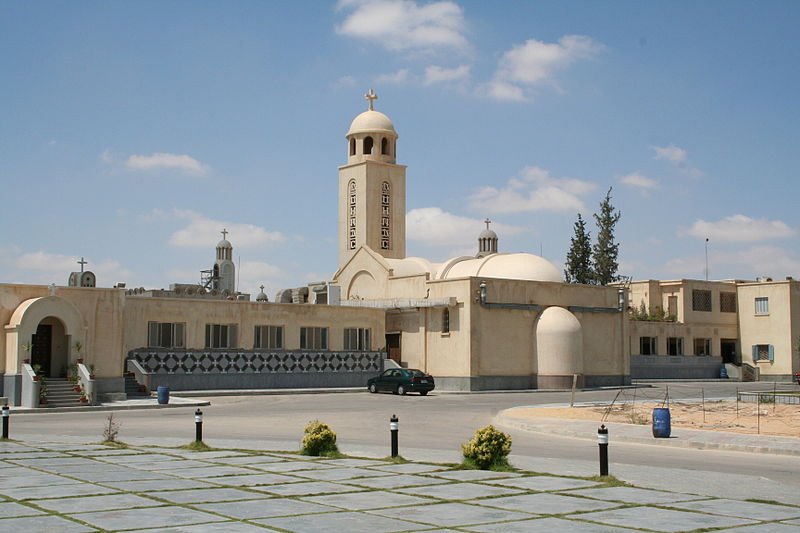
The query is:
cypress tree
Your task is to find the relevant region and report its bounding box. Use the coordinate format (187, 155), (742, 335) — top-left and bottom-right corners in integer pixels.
(592, 187), (622, 285)
(564, 213), (593, 284)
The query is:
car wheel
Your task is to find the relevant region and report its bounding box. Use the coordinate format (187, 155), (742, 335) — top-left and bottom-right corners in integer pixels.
(369, 383), (377, 393)
(397, 385), (406, 395)
(420, 391), (428, 396)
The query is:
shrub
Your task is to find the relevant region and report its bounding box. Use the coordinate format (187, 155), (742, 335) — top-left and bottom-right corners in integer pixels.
(461, 425), (512, 470)
(300, 420), (338, 456)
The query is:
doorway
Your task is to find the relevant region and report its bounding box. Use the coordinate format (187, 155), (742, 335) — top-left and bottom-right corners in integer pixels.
(31, 324), (52, 377)
(721, 339), (739, 365)
(386, 333), (401, 365)
(31, 317), (69, 378)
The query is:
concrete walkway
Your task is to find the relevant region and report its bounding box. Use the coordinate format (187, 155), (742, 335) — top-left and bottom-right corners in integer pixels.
(1, 436), (799, 532)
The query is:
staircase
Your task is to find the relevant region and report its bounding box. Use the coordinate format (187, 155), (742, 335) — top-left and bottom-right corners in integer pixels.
(124, 373), (149, 398)
(42, 378), (84, 407)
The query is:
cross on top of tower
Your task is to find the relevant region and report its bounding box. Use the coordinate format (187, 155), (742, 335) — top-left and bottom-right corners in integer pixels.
(78, 257), (88, 273)
(484, 218), (491, 230)
(365, 88), (378, 111)
(221, 228), (228, 240)
(260, 285), (265, 291)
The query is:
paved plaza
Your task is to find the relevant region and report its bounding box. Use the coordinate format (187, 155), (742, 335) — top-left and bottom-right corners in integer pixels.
(1, 438), (799, 532)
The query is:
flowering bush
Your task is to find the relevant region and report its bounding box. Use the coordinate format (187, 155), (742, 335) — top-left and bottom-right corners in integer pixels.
(300, 420), (338, 456)
(461, 425), (512, 469)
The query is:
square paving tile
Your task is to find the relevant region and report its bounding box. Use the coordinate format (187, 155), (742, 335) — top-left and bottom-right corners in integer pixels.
(291, 467), (393, 482)
(258, 510), (432, 532)
(129, 522), (270, 532)
(252, 460), (336, 472)
(487, 475), (599, 492)
(715, 525), (800, 533)
(465, 516), (639, 532)
(156, 465), (257, 478)
(206, 472), (299, 486)
(0, 473), (76, 489)
(0, 514), (96, 533)
(303, 490), (431, 510)
(166, 450), (250, 460)
(319, 458), (389, 468)
(195, 497), (334, 519)
(343, 474), (452, 490)
(398, 482), (524, 501)
(66, 469), (173, 483)
(0, 501), (44, 518)
(371, 502), (534, 527)
(99, 453), (178, 464)
(207, 455), (284, 466)
(668, 498), (800, 521)
(566, 486), (708, 505)
(254, 480), (364, 497)
(149, 487), (267, 504)
(473, 492), (619, 515)
(131, 460), (211, 471)
(36, 493), (162, 513)
(427, 470), (523, 482)
(3, 482), (119, 500)
(102, 479), (216, 492)
(367, 463), (446, 474)
(574, 506), (759, 532)
(73, 506), (227, 531)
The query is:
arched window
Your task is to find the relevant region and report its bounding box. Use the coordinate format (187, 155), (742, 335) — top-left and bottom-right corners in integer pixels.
(349, 138), (356, 156)
(348, 180), (357, 250)
(442, 308), (450, 333)
(363, 136), (374, 155)
(381, 137), (388, 155)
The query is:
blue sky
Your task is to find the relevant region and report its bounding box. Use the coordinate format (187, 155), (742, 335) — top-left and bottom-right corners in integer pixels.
(2, 1), (799, 297)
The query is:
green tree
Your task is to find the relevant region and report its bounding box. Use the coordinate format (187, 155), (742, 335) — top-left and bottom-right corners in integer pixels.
(592, 187), (621, 285)
(564, 213), (593, 284)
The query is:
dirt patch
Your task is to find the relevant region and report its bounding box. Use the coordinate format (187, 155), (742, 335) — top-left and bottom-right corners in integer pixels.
(514, 401), (800, 437)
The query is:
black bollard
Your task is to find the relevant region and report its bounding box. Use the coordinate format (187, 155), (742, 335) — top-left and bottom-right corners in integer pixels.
(2, 405), (8, 439)
(598, 424), (609, 476)
(195, 408), (203, 442)
(390, 414), (399, 457)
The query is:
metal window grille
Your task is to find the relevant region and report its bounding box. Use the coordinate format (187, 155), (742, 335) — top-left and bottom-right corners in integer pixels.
(720, 292), (737, 313)
(692, 290), (712, 312)
(755, 297), (769, 315)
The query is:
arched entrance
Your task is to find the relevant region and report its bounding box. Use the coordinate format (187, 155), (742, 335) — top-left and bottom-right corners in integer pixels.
(31, 317), (69, 378)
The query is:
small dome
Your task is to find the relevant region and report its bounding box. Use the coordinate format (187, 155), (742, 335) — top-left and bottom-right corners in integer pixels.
(217, 239), (232, 249)
(479, 228), (498, 239)
(439, 253), (562, 283)
(347, 110), (396, 137)
(256, 285), (268, 302)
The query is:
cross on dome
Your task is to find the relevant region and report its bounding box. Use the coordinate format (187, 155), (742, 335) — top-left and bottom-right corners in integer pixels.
(365, 88), (378, 111)
(260, 285), (265, 291)
(221, 228), (228, 240)
(484, 218), (492, 230)
(78, 257), (88, 273)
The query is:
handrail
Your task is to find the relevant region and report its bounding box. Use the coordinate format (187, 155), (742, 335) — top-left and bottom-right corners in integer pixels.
(77, 363), (96, 405)
(20, 364), (41, 408)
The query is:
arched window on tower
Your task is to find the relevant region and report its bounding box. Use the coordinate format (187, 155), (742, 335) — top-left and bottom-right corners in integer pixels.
(363, 136), (374, 155)
(349, 138), (356, 156)
(442, 308), (450, 333)
(381, 137), (388, 155)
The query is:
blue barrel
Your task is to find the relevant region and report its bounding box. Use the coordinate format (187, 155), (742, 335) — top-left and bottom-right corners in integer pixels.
(720, 365), (728, 379)
(652, 407), (671, 438)
(157, 386), (170, 405)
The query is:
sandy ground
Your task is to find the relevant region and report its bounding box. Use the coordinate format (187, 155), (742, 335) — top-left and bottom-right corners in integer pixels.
(516, 400), (800, 437)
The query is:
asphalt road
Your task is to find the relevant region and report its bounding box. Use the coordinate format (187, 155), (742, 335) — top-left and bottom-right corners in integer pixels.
(9, 381), (800, 490)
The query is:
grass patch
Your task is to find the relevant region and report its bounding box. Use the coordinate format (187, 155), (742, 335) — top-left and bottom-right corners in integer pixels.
(98, 440), (128, 449)
(586, 474), (628, 486)
(746, 498), (794, 507)
(180, 440), (213, 452)
(383, 455), (409, 464)
(457, 457), (516, 472)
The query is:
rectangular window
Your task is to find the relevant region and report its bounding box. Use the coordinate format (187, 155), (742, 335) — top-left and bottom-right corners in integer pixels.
(720, 292), (737, 313)
(343, 328), (371, 351)
(254, 325), (283, 350)
(147, 322), (185, 348)
(753, 344), (774, 362)
(639, 337), (657, 355)
(300, 327), (328, 350)
(755, 297), (769, 315)
(692, 290), (712, 312)
(667, 337), (683, 356)
(204, 324), (237, 349)
(694, 338), (711, 356)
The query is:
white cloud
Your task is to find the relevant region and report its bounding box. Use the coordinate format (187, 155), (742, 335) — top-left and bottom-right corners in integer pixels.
(484, 35), (604, 101)
(619, 172), (658, 195)
(167, 210), (285, 249)
(664, 245), (800, 280)
(469, 166), (596, 214)
(336, 0), (468, 54)
(376, 69), (412, 85)
(423, 64), (470, 85)
(687, 215), (795, 242)
(652, 144), (687, 164)
(406, 207), (522, 247)
(237, 260), (287, 298)
(13, 251), (133, 285)
(333, 75), (357, 88)
(125, 153), (209, 176)
(99, 149), (114, 163)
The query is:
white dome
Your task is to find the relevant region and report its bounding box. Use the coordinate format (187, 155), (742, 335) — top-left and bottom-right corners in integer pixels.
(347, 110), (396, 137)
(386, 257), (437, 278)
(438, 253), (562, 283)
(217, 239), (232, 249)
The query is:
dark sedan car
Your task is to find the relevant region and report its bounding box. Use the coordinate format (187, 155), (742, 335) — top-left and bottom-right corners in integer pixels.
(367, 368), (435, 396)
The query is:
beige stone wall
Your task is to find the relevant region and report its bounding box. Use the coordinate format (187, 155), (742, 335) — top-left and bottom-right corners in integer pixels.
(629, 320), (738, 357)
(737, 281), (796, 376)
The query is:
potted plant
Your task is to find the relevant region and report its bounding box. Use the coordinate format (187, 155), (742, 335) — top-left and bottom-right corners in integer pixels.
(32, 364), (42, 381)
(74, 341), (84, 365)
(89, 364), (96, 380)
(39, 380), (48, 406)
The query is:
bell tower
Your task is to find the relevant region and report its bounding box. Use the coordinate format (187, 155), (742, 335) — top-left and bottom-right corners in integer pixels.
(338, 90), (407, 267)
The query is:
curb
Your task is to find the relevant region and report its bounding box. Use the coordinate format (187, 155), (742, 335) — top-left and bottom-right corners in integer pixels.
(8, 398), (210, 415)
